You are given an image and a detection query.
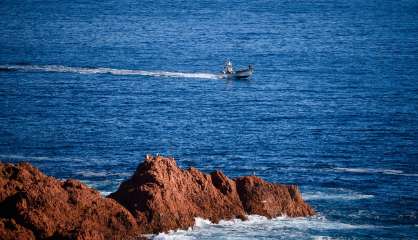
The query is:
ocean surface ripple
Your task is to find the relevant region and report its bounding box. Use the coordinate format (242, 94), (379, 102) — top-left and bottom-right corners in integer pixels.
(1, 0), (417, 239)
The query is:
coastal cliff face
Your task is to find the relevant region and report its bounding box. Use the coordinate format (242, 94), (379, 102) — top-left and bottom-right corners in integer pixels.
(109, 155), (315, 234)
(0, 162), (140, 240)
(0, 156), (315, 239)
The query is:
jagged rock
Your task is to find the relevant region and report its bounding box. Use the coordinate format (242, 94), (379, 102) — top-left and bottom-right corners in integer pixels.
(0, 218), (35, 240)
(109, 155), (314, 233)
(0, 156), (315, 238)
(0, 162), (140, 240)
(109, 156), (246, 233)
(235, 176), (315, 218)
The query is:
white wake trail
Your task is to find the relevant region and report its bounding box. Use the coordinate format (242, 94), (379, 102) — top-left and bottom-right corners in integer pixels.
(0, 64), (222, 80)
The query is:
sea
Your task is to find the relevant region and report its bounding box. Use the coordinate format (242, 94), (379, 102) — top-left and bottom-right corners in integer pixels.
(1, 0), (417, 239)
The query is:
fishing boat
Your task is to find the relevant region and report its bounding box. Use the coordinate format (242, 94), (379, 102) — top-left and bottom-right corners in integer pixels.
(222, 60), (254, 79)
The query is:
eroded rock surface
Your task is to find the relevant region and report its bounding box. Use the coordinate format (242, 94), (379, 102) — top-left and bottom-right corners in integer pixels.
(235, 176), (315, 217)
(108, 155), (246, 233)
(109, 155), (315, 233)
(0, 156), (314, 239)
(0, 162), (140, 240)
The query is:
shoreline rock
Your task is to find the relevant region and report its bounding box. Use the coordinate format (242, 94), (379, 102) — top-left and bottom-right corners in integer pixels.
(1, 155), (315, 239)
(0, 162), (140, 240)
(109, 155), (315, 234)
(108, 156), (247, 233)
(235, 176), (314, 217)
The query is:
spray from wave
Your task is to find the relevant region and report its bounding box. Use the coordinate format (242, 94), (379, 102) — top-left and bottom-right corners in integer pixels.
(151, 215), (375, 240)
(0, 64), (222, 79)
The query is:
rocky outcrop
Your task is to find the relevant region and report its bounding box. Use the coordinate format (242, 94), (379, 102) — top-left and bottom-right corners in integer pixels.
(0, 218), (35, 240)
(235, 176), (315, 217)
(109, 155), (315, 234)
(0, 156), (315, 239)
(0, 162), (140, 240)
(108, 155), (246, 233)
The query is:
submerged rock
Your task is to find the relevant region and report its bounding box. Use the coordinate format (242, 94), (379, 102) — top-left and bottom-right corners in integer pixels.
(0, 162), (140, 240)
(109, 155), (315, 233)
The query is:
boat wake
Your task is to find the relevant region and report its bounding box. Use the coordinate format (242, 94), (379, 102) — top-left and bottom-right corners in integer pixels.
(0, 64), (222, 80)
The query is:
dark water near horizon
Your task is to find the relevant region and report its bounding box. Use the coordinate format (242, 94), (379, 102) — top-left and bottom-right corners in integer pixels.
(1, 0), (418, 239)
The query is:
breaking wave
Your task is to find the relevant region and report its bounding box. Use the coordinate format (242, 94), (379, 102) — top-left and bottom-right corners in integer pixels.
(0, 64), (221, 79)
(0, 154), (51, 161)
(333, 167), (418, 177)
(151, 215), (375, 240)
(302, 191), (374, 201)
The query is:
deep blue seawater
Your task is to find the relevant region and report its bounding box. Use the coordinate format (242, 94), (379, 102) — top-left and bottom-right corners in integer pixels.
(1, 0), (418, 239)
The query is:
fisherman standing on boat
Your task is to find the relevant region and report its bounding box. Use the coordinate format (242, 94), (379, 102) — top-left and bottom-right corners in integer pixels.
(224, 60), (234, 74)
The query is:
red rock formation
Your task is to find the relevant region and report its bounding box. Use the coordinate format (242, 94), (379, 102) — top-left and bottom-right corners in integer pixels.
(0, 218), (35, 240)
(0, 162), (140, 240)
(0, 156), (315, 238)
(109, 155), (315, 234)
(235, 176), (315, 218)
(109, 155), (246, 233)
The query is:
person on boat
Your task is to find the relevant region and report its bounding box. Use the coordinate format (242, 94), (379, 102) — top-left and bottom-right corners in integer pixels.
(224, 60), (234, 74)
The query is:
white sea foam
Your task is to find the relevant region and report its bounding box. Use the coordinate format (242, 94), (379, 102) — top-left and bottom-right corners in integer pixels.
(75, 170), (109, 177)
(312, 236), (334, 240)
(151, 215), (374, 239)
(302, 190), (374, 201)
(0, 154), (91, 164)
(312, 237), (334, 240)
(0, 154), (51, 161)
(99, 191), (113, 196)
(0, 64), (221, 79)
(333, 167), (418, 177)
(74, 170), (131, 178)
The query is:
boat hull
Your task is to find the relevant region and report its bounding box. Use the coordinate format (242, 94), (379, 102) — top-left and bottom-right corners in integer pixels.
(223, 68), (253, 79)
(233, 69), (253, 79)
